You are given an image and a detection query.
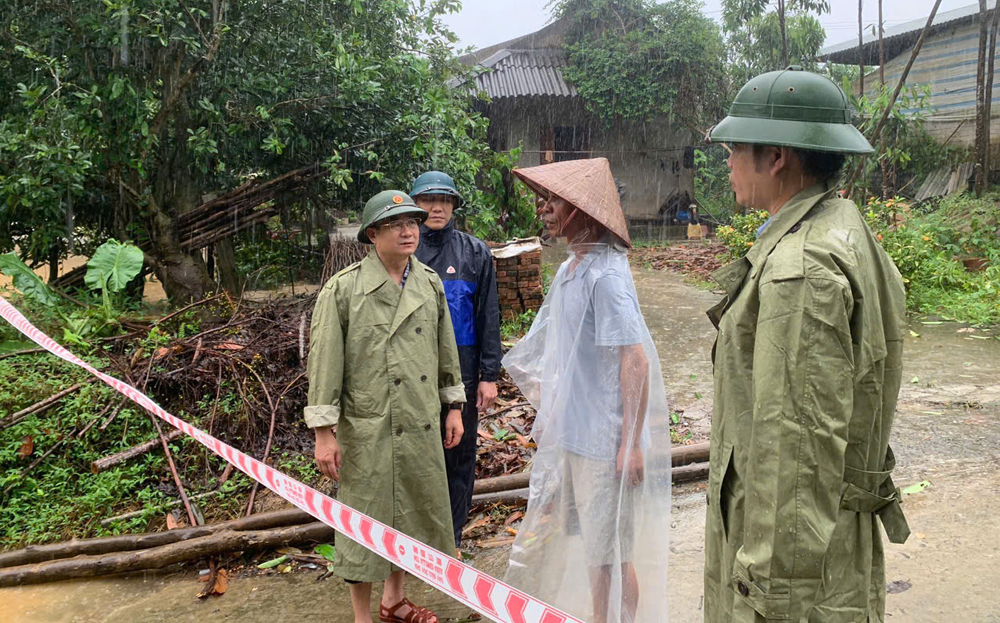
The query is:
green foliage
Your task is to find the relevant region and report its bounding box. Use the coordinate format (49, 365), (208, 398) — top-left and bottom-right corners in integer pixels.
(864, 195), (1000, 326)
(715, 210), (769, 260)
(0, 0), (525, 291)
(0, 362), (168, 545)
(463, 147), (540, 242)
(848, 83), (967, 199)
(501, 310), (538, 341)
(552, 0), (726, 128)
(722, 0), (829, 84)
(694, 148), (735, 221)
(0, 253), (60, 307)
(85, 240), (144, 294)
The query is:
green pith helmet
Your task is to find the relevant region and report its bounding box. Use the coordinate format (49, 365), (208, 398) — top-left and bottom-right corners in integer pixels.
(708, 66), (874, 154)
(410, 171), (463, 206)
(357, 190), (427, 244)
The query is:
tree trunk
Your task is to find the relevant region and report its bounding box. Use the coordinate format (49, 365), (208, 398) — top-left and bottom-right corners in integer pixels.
(142, 41), (216, 302)
(975, 0), (990, 197)
(0, 523), (335, 587)
(215, 237), (242, 293)
(0, 508), (313, 568)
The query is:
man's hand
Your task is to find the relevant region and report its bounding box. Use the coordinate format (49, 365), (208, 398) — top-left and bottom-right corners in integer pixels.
(443, 408), (464, 449)
(617, 445), (644, 488)
(314, 426), (342, 481)
(476, 381), (498, 412)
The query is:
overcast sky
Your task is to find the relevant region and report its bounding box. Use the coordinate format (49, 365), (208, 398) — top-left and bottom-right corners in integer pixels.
(441, 0), (978, 54)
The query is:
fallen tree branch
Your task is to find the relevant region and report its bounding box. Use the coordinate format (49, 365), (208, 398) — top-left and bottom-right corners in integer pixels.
(0, 522), (335, 587)
(471, 441), (711, 495)
(0, 348), (46, 361)
(100, 490), (222, 526)
(0, 508), (312, 569)
(2, 381), (94, 430)
(90, 429), (185, 474)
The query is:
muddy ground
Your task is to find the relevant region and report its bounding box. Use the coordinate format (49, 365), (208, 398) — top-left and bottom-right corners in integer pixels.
(2, 252), (999, 622)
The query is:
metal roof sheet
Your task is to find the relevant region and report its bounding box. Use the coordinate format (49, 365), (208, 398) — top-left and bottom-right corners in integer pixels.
(475, 49), (578, 99)
(820, 1), (997, 65)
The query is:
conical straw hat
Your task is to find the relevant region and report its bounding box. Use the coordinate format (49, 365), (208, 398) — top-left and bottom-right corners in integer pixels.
(513, 157), (631, 247)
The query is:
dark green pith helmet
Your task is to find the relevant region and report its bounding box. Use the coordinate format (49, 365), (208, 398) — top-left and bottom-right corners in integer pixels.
(358, 190), (427, 244)
(708, 66), (874, 154)
(410, 171), (463, 206)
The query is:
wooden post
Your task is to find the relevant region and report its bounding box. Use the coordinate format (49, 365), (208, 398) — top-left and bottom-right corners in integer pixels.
(976, 0), (990, 196)
(858, 0), (865, 96)
(984, 3), (1000, 186)
(879, 0), (890, 197)
(779, 0), (789, 68)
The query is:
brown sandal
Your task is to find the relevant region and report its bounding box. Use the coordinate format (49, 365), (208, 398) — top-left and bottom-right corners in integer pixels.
(379, 597), (438, 623)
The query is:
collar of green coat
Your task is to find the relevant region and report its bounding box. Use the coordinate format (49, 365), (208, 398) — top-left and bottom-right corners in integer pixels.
(360, 251), (426, 294)
(359, 251), (434, 336)
(745, 178), (838, 269)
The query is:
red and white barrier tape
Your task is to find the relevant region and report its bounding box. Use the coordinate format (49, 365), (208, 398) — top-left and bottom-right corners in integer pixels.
(0, 298), (581, 623)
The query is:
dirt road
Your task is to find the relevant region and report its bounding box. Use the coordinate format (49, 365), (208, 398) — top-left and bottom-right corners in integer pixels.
(2, 265), (998, 622)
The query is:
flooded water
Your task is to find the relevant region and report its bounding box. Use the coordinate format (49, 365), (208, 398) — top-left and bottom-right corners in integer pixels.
(2, 253), (998, 622)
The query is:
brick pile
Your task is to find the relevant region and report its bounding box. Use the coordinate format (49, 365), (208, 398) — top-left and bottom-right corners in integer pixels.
(490, 239), (544, 320)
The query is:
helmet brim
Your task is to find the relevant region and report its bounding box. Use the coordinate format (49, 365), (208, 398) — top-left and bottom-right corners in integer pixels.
(358, 206), (428, 244)
(709, 115), (874, 155)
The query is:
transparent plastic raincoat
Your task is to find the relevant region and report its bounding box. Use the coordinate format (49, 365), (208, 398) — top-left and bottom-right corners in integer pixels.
(502, 241), (671, 623)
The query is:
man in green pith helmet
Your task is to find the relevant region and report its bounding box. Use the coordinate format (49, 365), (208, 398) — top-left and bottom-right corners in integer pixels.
(306, 190), (465, 623)
(410, 170), (502, 556)
(702, 67), (909, 622)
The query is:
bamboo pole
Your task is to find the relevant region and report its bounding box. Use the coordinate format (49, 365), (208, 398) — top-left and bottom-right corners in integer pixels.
(471, 441), (711, 495)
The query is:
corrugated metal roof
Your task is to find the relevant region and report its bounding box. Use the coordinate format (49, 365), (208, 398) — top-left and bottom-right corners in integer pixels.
(475, 49), (578, 99)
(820, 1), (997, 65)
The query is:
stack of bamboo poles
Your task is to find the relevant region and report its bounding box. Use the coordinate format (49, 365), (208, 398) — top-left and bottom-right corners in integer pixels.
(53, 163), (326, 290)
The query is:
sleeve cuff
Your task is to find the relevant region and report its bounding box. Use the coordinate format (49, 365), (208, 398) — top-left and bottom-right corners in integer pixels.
(304, 405), (341, 428)
(479, 371), (499, 382)
(439, 385), (466, 404)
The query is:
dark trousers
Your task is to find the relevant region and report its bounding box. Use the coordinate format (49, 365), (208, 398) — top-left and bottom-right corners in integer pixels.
(440, 385), (479, 548)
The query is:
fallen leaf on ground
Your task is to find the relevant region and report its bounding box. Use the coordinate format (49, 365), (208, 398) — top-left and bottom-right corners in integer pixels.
(17, 436), (33, 459)
(504, 511), (524, 526)
(166, 512), (178, 530)
(901, 481), (931, 497)
(212, 569), (229, 595)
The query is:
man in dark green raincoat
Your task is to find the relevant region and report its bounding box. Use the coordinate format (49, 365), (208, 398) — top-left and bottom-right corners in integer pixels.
(306, 190), (466, 623)
(702, 67), (910, 622)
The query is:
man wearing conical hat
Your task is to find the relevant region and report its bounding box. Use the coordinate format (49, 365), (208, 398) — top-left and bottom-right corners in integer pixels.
(703, 68), (908, 622)
(306, 190), (466, 623)
(501, 158), (672, 623)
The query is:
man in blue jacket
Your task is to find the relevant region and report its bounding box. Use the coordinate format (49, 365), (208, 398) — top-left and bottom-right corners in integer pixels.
(412, 170), (502, 552)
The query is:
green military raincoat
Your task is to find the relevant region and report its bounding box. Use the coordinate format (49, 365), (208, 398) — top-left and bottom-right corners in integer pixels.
(705, 180), (910, 622)
(305, 252), (466, 582)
